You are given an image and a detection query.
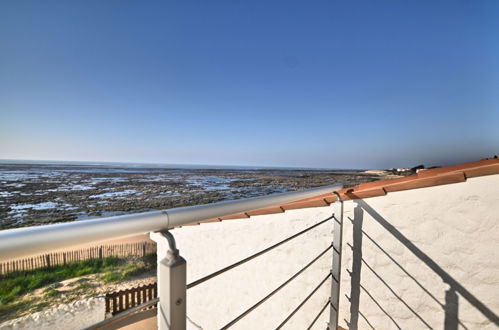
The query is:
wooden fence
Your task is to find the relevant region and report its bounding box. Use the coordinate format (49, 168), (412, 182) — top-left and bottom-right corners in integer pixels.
(105, 282), (158, 315)
(0, 241), (156, 275)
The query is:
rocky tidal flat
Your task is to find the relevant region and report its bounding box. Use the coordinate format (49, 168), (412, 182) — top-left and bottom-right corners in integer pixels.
(0, 163), (401, 229)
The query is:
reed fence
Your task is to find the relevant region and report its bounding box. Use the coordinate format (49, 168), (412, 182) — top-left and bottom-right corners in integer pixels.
(105, 282), (158, 316)
(0, 241), (156, 275)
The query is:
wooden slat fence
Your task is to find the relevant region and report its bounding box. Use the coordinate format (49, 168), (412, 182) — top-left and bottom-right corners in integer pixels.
(0, 242), (156, 275)
(105, 282), (158, 316)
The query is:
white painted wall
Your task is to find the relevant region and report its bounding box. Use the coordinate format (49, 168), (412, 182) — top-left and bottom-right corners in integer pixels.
(338, 174), (499, 330)
(0, 297), (105, 330)
(154, 207), (335, 330)
(152, 174), (499, 330)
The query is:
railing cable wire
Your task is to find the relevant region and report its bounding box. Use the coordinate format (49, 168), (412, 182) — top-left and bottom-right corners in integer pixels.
(220, 244), (333, 329)
(187, 216), (333, 289)
(276, 271), (332, 329)
(307, 299), (330, 330)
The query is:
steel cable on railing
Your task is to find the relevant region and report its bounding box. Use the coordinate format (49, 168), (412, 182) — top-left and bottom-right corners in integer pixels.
(187, 216), (334, 289)
(220, 243), (333, 329)
(275, 271), (332, 329)
(307, 299), (331, 330)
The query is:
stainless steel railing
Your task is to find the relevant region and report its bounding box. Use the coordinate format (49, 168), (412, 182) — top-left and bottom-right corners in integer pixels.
(153, 198), (344, 330)
(0, 184), (342, 261)
(0, 184), (344, 330)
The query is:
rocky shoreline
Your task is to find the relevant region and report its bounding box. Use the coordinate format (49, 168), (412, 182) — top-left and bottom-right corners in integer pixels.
(0, 164), (402, 229)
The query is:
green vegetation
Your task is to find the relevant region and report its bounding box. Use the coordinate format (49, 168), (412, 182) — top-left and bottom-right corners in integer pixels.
(0, 254), (156, 323)
(0, 255), (156, 305)
(43, 289), (59, 299)
(100, 260), (154, 283)
(0, 257), (119, 304)
(0, 300), (32, 322)
(74, 278), (93, 291)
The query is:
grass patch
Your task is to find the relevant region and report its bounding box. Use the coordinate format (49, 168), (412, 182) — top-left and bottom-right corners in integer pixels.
(0, 256), (124, 304)
(0, 300), (32, 322)
(75, 280), (93, 291)
(100, 272), (121, 283)
(43, 289), (59, 299)
(0, 254), (156, 323)
(100, 260), (155, 283)
(30, 301), (51, 313)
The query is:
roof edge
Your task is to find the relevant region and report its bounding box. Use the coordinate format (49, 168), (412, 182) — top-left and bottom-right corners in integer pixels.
(181, 158), (499, 226)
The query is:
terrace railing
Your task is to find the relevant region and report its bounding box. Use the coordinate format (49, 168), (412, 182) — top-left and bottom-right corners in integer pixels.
(0, 184), (343, 330)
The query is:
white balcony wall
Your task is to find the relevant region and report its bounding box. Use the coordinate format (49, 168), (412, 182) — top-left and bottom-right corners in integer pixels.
(338, 174), (499, 330)
(152, 174), (499, 329)
(155, 207), (335, 329)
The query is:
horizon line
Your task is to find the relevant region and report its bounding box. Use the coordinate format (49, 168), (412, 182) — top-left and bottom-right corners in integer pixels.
(0, 158), (372, 171)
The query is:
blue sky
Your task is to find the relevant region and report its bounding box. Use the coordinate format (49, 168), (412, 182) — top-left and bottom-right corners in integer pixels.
(1, 0), (498, 169)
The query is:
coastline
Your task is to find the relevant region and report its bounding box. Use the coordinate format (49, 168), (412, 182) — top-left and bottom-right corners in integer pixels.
(0, 163), (402, 230)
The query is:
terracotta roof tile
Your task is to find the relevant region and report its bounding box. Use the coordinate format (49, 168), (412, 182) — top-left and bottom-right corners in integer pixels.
(463, 163), (499, 178)
(323, 195), (338, 204)
(246, 206), (284, 216)
(383, 172), (466, 192)
(343, 187), (386, 200)
(200, 218), (222, 223)
(416, 158), (498, 178)
(182, 222), (201, 226)
(281, 199), (330, 211)
(190, 158), (499, 226)
(219, 212), (250, 220)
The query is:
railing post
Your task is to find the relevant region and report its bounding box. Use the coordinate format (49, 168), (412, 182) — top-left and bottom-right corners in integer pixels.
(329, 192), (344, 330)
(151, 231), (186, 330)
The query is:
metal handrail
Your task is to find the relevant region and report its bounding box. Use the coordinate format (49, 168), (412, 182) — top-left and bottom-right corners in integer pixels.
(0, 184), (341, 262)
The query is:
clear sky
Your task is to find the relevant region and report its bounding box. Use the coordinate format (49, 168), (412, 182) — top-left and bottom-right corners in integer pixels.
(1, 1), (498, 169)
